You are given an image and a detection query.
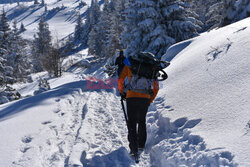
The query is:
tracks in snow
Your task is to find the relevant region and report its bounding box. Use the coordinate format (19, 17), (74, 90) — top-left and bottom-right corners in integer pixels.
(12, 87), (237, 167)
(13, 89), (88, 167)
(13, 87), (141, 167)
(67, 90), (134, 167)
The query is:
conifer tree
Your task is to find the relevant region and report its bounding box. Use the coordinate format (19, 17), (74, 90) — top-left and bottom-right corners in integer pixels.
(121, 0), (175, 58)
(206, 0), (227, 29)
(159, 0), (201, 43)
(121, 0), (143, 57)
(190, 0), (218, 31)
(94, 0), (112, 57)
(33, 16), (62, 76)
(9, 20), (30, 82)
(19, 22), (26, 33)
(41, 0), (45, 6)
(238, 0), (250, 19)
(33, 16), (52, 72)
(225, 0), (250, 24)
(0, 9), (14, 85)
(74, 13), (84, 43)
(0, 9), (11, 50)
(81, 0), (100, 47)
(87, 0), (101, 56)
(34, 0), (39, 5)
(108, 0), (126, 56)
(89, 0), (101, 27)
(88, 26), (101, 56)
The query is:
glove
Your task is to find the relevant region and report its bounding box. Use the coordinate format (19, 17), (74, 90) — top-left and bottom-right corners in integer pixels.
(120, 92), (126, 100)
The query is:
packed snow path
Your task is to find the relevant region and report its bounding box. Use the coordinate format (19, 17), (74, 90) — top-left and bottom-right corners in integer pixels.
(0, 77), (150, 166)
(0, 74), (237, 167)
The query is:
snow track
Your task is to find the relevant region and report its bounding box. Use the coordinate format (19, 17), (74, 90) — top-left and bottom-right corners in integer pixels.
(0, 77), (238, 167)
(8, 83), (238, 167)
(67, 90), (138, 167)
(146, 97), (237, 167)
(12, 90), (88, 167)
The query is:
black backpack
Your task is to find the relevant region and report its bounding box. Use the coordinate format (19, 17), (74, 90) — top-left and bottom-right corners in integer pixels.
(125, 52), (170, 95)
(129, 52), (170, 81)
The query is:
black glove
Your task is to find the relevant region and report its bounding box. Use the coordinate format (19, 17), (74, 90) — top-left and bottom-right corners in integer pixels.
(120, 92), (126, 100)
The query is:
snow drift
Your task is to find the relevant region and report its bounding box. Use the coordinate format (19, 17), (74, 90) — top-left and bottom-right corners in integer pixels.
(158, 17), (250, 166)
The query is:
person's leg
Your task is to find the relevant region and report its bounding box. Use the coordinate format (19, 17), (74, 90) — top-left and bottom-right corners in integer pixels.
(137, 98), (150, 149)
(127, 98), (150, 152)
(126, 98), (138, 154)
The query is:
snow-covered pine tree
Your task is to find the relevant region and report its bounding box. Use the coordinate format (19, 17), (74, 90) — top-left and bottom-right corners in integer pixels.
(33, 16), (52, 72)
(121, 0), (176, 58)
(207, 0), (250, 28)
(19, 22), (26, 33)
(33, 17), (62, 77)
(108, 0), (126, 56)
(89, 0), (101, 33)
(144, 0), (176, 57)
(160, 0), (201, 43)
(87, 0), (101, 56)
(121, 0), (148, 57)
(190, 0), (217, 31)
(81, 0), (100, 47)
(221, 0), (237, 26)
(45, 4), (48, 12)
(232, 0), (250, 22)
(88, 26), (102, 56)
(48, 42), (63, 77)
(34, 0), (39, 5)
(94, 0), (113, 57)
(0, 9), (15, 85)
(9, 20), (31, 82)
(74, 13), (84, 43)
(79, 0), (87, 7)
(41, 0), (45, 6)
(81, 7), (91, 46)
(0, 49), (7, 87)
(0, 8), (11, 50)
(206, 0), (227, 29)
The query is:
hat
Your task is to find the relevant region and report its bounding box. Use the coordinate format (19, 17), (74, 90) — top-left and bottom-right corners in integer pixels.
(119, 50), (124, 57)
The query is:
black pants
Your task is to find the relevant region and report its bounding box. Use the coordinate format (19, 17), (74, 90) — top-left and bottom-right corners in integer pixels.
(126, 98), (150, 153)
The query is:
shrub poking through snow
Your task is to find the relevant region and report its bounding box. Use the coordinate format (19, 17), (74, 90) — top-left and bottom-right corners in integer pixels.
(33, 78), (51, 95)
(0, 85), (21, 104)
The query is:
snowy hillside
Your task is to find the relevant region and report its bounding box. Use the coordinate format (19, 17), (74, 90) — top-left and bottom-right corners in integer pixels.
(0, 1), (250, 166)
(160, 17), (250, 166)
(0, 0), (93, 40)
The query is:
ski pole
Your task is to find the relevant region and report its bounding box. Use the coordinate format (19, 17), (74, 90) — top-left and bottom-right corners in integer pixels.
(120, 98), (139, 162)
(121, 98), (129, 126)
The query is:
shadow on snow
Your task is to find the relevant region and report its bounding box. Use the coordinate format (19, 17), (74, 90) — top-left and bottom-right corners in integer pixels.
(0, 80), (115, 122)
(79, 147), (132, 167)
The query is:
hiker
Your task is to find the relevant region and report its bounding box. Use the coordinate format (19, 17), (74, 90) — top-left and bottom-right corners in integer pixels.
(115, 50), (125, 76)
(118, 52), (160, 157)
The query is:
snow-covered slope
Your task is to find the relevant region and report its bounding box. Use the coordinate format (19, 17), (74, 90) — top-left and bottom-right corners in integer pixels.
(1, 0), (93, 40)
(160, 17), (250, 166)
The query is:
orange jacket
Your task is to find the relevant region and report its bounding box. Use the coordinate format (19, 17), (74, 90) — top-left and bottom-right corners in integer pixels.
(118, 65), (159, 103)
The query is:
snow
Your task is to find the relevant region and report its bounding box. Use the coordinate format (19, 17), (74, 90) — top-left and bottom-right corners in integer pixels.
(2, 0), (92, 40)
(0, 0), (250, 166)
(161, 17), (250, 166)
